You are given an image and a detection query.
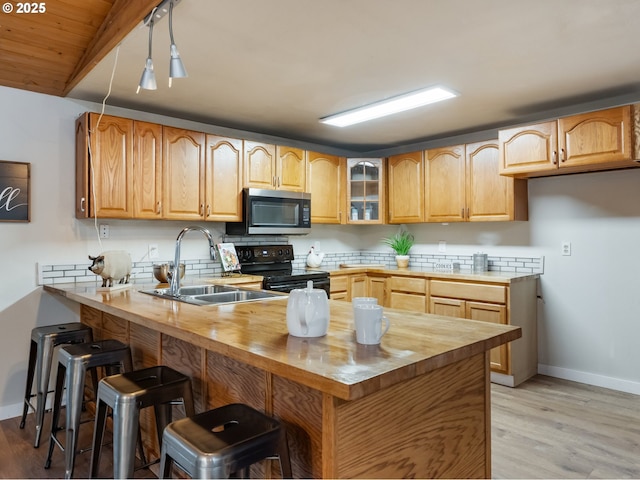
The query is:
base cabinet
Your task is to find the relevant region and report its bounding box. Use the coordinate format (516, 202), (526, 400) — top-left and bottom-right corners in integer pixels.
(386, 276), (427, 312)
(429, 279), (536, 386)
(330, 270), (537, 386)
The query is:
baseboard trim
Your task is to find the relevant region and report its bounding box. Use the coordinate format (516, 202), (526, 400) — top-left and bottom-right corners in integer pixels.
(0, 401), (25, 421)
(538, 364), (640, 395)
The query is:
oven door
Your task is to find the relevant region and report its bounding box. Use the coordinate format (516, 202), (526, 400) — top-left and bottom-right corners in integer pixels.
(265, 277), (331, 297)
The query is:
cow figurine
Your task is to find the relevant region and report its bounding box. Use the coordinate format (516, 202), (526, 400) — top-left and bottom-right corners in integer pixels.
(88, 251), (132, 287)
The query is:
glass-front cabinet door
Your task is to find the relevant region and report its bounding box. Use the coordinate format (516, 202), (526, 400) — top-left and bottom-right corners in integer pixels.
(347, 158), (385, 224)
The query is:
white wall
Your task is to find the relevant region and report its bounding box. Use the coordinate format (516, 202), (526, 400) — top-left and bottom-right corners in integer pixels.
(1, 85), (639, 419)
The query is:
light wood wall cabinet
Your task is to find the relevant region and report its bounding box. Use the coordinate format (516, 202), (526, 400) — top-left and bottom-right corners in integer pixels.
(307, 151), (346, 224)
(347, 158), (385, 224)
(276, 146), (306, 191)
(243, 141), (276, 189)
(466, 140), (528, 221)
(205, 135), (243, 221)
(424, 141), (528, 222)
(499, 105), (638, 177)
(387, 151), (424, 223)
(76, 113), (133, 218)
(162, 127), (205, 220)
(425, 145), (467, 222)
(133, 121), (163, 219)
(243, 142), (306, 191)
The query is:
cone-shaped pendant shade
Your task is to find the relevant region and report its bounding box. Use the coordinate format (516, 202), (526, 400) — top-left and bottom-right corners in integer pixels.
(169, 44), (188, 80)
(137, 18), (156, 93)
(139, 57), (157, 91)
(168, 0), (187, 87)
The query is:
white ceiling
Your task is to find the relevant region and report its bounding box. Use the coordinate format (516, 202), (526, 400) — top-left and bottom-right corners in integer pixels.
(68, 0), (640, 154)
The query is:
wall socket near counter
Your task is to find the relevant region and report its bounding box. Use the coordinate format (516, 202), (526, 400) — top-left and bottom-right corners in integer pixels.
(562, 241), (572, 256)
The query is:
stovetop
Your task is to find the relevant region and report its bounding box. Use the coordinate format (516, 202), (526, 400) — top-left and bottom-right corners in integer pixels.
(234, 244), (328, 280)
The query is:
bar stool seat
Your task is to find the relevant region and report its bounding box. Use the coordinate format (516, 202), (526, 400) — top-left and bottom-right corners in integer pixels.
(20, 322), (93, 448)
(44, 339), (133, 479)
(90, 365), (195, 479)
(159, 403), (292, 479)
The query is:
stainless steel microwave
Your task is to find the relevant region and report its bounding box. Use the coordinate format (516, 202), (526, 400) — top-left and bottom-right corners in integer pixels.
(226, 188), (311, 235)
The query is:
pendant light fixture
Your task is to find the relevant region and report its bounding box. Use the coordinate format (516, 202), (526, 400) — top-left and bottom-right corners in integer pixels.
(168, 0), (187, 87)
(137, 17), (157, 93)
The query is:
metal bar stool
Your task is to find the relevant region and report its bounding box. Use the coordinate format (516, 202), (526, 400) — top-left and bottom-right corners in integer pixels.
(44, 339), (134, 479)
(158, 403), (292, 479)
(20, 322), (93, 448)
(90, 365), (195, 479)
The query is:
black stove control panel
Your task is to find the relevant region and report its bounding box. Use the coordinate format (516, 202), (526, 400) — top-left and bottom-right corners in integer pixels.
(235, 245), (294, 265)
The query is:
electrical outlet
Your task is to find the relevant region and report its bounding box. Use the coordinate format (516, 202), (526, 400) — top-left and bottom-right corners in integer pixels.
(562, 241), (571, 256)
(148, 244), (159, 260)
(99, 224), (109, 239)
(438, 241), (446, 253)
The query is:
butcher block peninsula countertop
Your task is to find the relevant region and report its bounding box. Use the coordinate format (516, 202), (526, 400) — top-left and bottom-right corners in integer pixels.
(44, 281), (521, 478)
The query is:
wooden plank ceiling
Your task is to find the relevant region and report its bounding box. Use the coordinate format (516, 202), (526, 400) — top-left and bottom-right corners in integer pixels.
(0, 0), (160, 96)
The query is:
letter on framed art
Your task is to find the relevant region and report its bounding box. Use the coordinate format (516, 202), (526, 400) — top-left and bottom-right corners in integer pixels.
(0, 161), (30, 222)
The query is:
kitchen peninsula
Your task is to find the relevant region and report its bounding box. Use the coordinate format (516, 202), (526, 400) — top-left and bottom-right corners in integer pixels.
(44, 282), (520, 479)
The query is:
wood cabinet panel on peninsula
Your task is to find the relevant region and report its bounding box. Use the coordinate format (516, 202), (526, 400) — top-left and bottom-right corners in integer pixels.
(499, 105), (637, 177)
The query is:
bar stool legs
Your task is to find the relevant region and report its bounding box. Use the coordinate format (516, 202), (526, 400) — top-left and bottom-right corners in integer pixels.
(19, 323), (93, 448)
(90, 365), (195, 479)
(44, 339), (133, 479)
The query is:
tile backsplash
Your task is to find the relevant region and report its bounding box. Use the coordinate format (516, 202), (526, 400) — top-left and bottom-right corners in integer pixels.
(39, 250), (543, 285)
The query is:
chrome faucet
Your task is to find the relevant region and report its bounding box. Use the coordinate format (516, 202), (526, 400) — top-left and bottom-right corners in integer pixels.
(169, 226), (217, 296)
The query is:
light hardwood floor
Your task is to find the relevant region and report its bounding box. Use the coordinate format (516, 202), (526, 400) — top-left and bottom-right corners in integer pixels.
(0, 375), (638, 478)
(492, 375), (640, 478)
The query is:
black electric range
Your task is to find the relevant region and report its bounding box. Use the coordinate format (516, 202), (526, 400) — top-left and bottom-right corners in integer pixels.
(235, 245), (330, 295)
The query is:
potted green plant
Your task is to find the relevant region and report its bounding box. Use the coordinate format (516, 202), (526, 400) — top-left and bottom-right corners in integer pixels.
(382, 230), (415, 268)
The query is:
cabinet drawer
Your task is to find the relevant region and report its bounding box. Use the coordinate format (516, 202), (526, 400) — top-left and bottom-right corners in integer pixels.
(430, 280), (506, 303)
(330, 276), (348, 293)
(388, 292), (426, 312)
(388, 276), (427, 294)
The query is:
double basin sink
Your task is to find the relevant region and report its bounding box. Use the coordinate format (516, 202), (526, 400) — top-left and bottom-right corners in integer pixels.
(140, 284), (284, 306)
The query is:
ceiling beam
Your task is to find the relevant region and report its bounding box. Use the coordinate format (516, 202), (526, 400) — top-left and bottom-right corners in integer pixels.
(63, 0), (160, 96)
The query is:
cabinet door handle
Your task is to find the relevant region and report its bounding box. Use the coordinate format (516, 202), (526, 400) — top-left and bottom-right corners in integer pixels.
(461, 207), (465, 218)
(552, 150), (557, 165)
(277, 176), (281, 187)
(272, 176), (276, 187)
(207, 204), (211, 216)
(466, 207), (469, 219)
(156, 201), (161, 214)
(80, 197), (85, 213)
(560, 148), (566, 162)
(200, 203), (204, 215)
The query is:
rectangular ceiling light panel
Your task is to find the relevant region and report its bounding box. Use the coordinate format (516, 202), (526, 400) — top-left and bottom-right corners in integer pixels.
(320, 86), (458, 127)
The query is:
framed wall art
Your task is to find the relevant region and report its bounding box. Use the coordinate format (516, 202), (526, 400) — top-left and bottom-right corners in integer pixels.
(0, 160), (30, 222)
